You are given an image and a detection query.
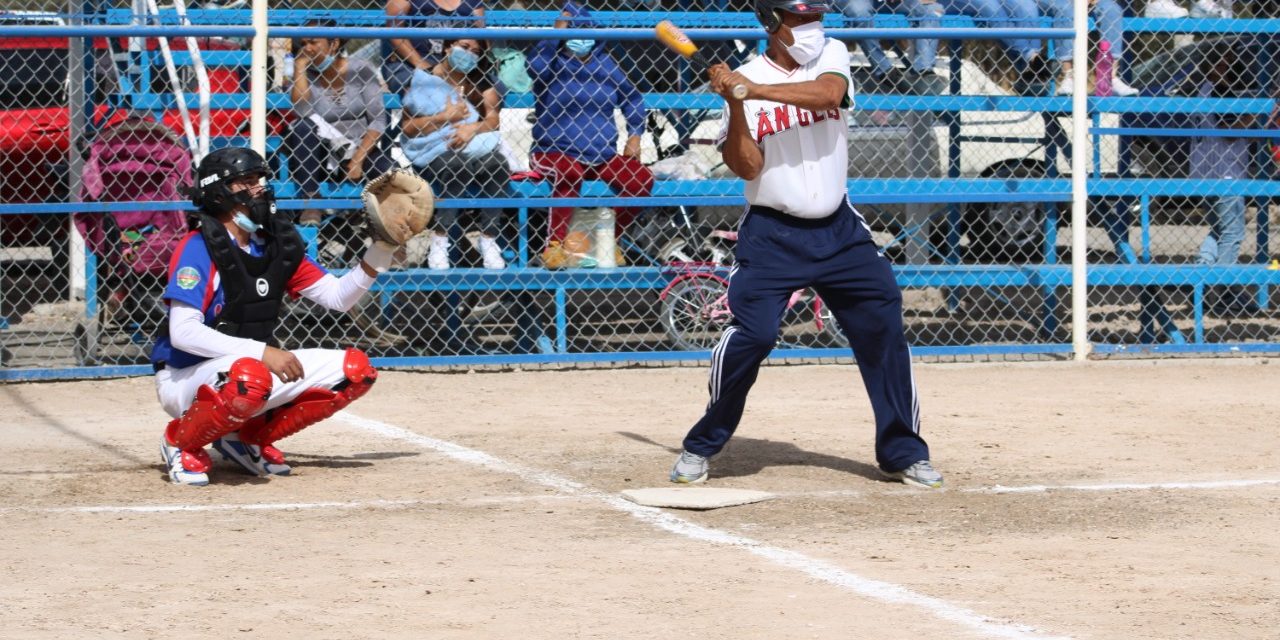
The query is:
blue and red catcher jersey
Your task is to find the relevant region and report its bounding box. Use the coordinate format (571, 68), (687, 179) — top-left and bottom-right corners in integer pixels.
(149, 229), (327, 370)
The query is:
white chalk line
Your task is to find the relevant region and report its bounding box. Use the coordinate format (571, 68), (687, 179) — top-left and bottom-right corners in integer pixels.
(8, 476), (1275, 516)
(0, 494), (582, 515)
(778, 477), (1280, 499)
(967, 478), (1280, 494)
(334, 411), (1067, 640)
(11, 475), (1279, 514)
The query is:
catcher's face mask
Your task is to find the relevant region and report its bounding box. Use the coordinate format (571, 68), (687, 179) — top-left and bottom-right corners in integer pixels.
(194, 146), (278, 233)
(224, 174), (277, 233)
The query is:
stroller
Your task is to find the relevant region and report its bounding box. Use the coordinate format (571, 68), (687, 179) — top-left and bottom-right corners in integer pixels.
(73, 118), (192, 365)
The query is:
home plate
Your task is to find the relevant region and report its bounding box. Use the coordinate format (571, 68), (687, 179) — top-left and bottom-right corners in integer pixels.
(620, 487), (776, 510)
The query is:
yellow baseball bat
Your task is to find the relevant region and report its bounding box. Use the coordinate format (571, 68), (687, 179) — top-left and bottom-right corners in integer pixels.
(655, 20), (748, 100)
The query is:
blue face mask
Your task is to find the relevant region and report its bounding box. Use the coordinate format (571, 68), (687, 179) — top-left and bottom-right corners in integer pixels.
(311, 54), (334, 73)
(449, 47), (479, 73)
(565, 39), (595, 57)
(232, 212), (261, 233)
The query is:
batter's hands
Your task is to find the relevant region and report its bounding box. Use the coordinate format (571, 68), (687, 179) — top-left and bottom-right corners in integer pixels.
(263, 346), (304, 384)
(709, 63), (752, 101)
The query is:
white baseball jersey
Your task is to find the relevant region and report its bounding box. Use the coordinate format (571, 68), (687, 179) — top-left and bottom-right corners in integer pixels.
(718, 39), (855, 219)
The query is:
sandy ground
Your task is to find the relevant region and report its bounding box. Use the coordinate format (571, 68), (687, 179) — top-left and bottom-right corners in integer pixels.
(1, 359), (1277, 640)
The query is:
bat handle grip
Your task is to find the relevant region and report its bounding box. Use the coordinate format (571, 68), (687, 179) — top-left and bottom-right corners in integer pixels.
(731, 84), (748, 100)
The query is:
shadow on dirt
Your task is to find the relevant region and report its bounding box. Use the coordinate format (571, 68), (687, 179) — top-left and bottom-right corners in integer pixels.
(617, 431), (885, 482)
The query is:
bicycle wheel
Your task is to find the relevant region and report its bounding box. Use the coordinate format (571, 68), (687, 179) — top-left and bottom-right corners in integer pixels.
(661, 277), (732, 351)
(815, 295), (850, 348)
(775, 290), (849, 349)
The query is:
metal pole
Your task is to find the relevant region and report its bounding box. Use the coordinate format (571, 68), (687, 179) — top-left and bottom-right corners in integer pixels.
(68, 0), (88, 302)
(1070, 0), (1089, 360)
(250, 0), (267, 155)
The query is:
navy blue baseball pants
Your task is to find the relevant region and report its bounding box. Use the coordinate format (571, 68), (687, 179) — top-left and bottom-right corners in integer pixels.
(681, 199), (930, 473)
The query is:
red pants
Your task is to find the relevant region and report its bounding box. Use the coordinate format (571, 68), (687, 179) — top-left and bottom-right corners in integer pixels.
(529, 151), (655, 245)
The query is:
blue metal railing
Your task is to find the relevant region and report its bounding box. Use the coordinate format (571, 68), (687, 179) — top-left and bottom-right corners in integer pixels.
(3, 16), (1280, 376)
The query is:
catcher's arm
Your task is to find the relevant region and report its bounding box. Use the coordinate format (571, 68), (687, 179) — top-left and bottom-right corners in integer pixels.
(360, 245), (394, 277)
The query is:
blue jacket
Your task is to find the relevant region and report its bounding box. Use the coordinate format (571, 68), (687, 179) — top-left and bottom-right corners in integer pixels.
(526, 40), (645, 165)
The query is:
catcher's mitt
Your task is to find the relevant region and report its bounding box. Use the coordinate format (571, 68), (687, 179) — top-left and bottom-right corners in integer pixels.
(361, 169), (434, 246)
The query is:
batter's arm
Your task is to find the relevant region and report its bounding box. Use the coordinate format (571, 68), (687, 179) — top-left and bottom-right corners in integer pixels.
(721, 99), (763, 180)
(711, 64), (763, 180)
(749, 73), (848, 113)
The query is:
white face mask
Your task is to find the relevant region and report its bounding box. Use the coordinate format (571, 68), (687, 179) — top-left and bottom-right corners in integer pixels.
(785, 21), (826, 65)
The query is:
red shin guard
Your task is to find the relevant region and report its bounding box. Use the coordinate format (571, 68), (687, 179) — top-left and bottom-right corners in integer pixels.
(239, 348), (376, 452)
(164, 358), (273, 456)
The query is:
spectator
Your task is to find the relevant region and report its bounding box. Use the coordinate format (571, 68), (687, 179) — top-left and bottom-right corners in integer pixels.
(526, 1), (654, 268)
(1142, 0), (1233, 49)
(1038, 0), (1138, 96)
(837, 0), (944, 92)
(287, 24), (395, 226)
(1187, 46), (1258, 314)
(400, 38), (510, 270)
(1142, 0), (1233, 16)
(383, 0), (486, 96)
(399, 43), (550, 357)
(935, 0), (1044, 89)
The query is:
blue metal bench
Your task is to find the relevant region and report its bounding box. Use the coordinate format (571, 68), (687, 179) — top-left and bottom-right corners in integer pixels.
(93, 12), (1280, 352)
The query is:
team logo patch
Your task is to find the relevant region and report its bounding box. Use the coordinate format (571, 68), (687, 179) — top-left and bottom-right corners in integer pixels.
(256, 277), (270, 296)
(176, 266), (201, 290)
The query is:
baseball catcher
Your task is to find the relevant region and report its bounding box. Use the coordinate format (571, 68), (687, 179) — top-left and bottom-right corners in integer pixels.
(151, 147), (432, 485)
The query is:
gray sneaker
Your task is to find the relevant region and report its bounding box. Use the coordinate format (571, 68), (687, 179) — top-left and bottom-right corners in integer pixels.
(882, 460), (944, 489)
(670, 450), (709, 484)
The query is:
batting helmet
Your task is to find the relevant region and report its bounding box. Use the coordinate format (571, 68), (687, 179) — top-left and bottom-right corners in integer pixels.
(192, 146), (276, 228)
(753, 0), (831, 34)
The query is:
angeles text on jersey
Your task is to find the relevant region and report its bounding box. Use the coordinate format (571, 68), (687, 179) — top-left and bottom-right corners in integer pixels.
(753, 104), (844, 143)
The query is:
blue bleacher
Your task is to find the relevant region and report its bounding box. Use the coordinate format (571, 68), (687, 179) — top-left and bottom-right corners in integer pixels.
(100, 10), (1280, 347)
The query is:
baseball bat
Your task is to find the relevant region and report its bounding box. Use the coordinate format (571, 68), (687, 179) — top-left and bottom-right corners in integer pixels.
(654, 20), (748, 100)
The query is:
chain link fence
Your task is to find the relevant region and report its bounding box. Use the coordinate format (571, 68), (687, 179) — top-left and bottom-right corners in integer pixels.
(1, 4), (1278, 376)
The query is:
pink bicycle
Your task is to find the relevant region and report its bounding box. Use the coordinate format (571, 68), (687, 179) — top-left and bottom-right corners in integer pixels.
(657, 231), (849, 351)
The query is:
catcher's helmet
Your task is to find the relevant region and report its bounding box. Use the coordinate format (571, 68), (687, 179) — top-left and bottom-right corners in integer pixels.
(753, 0), (831, 34)
(192, 146), (276, 228)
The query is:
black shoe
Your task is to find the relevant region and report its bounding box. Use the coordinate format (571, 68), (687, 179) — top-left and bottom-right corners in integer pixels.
(868, 69), (898, 94)
(902, 69), (943, 95)
(1208, 285), (1261, 317)
(1014, 54), (1051, 96)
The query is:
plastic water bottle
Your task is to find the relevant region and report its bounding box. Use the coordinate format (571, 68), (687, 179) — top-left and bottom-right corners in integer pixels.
(594, 208), (617, 268)
(1095, 41), (1114, 97)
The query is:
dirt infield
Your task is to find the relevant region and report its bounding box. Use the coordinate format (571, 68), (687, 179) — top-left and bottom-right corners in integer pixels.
(1, 359), (1277, 639)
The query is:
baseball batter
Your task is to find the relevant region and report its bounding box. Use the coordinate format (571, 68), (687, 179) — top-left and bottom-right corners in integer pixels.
(152, 147), (422, 486)
(669, 0), (942, 488)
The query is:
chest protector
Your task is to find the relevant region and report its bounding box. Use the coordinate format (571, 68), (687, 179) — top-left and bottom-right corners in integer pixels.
(199, 213), (305, 345)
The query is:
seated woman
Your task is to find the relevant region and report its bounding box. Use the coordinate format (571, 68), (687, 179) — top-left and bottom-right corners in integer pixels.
(400, 38), (510, 270)
(383, 0), (486, 96)
(526, 1), (654, 268)
(287, 23), (396, 226)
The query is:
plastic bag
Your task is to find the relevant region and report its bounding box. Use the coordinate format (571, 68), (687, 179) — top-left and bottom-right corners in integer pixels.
(565, 207), (617, 268)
